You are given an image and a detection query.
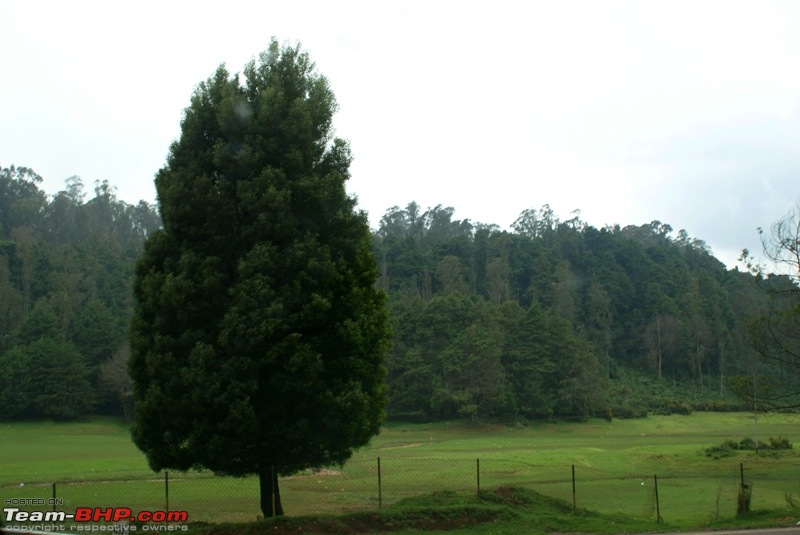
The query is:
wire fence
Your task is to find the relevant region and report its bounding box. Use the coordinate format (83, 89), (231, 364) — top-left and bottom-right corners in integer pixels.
(3, 460), (799, 525)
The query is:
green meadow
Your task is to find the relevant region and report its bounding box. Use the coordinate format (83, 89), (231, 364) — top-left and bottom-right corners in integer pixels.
(2, 412), (799, 528)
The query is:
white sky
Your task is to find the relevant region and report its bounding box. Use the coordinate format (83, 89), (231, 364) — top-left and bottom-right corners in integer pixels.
(2, 0), (799, 268)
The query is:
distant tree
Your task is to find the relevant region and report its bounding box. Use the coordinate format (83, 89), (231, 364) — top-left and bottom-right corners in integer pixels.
(438, 322), (510, 419)
(0, 165), (47, 237)
(737, 203), (800, 408)
(485, 256), (511, 303)
(643, 313), (682, 380)
(15, 304), (60, 345)
(584, 280), (612, 377)
(129, 40), (391, 517)
(551, 260), (577, 322)
(98, 345), (134, 420)
(512, 204), (558, 238)
(27, 336), (95, 419)
(69, 299), (120, 367)
(436, 255), (468, 295)
(0, 346), (32, 419)
(0, 254), (23, 348)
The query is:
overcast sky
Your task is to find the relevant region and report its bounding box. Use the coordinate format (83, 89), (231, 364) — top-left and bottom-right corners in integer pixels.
(2, 1), (799, 268)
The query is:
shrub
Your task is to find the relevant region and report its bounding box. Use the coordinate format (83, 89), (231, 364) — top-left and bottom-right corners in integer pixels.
(704, 442), (737, 459)
(739, 437), (755, 450)
(611, 404), (648, 419)
(704, 400), (730, 412)
(666, 399), (692, 415)
(768, 436), (792, 450)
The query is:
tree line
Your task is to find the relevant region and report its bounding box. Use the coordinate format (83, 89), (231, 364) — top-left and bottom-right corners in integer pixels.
(0, 165), (160, 419)
(375, 202), (790, 421)
(0, 167), (791, 422)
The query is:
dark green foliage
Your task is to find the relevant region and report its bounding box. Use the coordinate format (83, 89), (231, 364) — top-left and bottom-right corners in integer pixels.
(14, 304), (60, 345)
(767, 436), (792, 450)
(739, 437), (756, 450)
(0, 334), (95, 419)
(704, 440), (739, 459)
(0, 166), (47, 234)
(0, 164), (157, 421)
(129, 40), (390, 517)
(69, 299), (120, 366)
(705, 436), (792, 458)
(27, 336), (95, 418)
(0, 346), (32, 419)
(1, 156), (786, 429)
(661, 399), (692, 416)
(377, 204), (767, 422)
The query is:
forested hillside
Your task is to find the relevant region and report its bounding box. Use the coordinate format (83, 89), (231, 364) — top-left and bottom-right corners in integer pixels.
(0, 167), (786, 422)
(375, 203), (784, 421)
(0, 165), (160, 419)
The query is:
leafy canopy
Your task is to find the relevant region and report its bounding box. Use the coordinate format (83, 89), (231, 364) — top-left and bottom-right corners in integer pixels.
(130, 40), (390, 478)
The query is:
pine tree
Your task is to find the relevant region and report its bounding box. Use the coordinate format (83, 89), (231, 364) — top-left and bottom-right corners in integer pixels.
(129, 40), (390, 517)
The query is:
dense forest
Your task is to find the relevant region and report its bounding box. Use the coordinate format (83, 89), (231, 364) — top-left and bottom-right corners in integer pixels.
(0, 166), (160, 419)
(0, 166), (789, 422)
(375, 203), (789, 421)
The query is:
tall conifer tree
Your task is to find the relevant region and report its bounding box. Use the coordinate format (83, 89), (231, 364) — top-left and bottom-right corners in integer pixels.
(129, 40), (390, 517)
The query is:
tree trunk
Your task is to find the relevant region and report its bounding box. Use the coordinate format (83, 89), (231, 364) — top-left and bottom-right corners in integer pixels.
(259, 466), (284, 518)
(719, 339), (725, 395)
(656, 315), (662, 380)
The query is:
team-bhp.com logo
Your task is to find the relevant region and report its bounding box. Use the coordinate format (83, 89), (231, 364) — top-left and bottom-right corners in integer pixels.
(3, 506), (188, 532)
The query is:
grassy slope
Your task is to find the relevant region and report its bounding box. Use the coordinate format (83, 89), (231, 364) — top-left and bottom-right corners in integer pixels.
(1, 417), (149, 483)
(4, 412), (791, 483)
(193, 487), (667, 535)
(193, 487), (796, 535)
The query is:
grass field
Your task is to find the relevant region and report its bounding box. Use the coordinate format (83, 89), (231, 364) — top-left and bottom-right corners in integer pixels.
(2, 412), (799, 528)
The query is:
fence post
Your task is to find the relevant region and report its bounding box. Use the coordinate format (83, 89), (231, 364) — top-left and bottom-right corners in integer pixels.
(740, 462), (744, 488)
(165, 471), (169, 511)
(738, 462), (751, 515)
(377, 457), (382, 510)
(476, 459), (481, 498)
(654, 474), (661, 523)
(52, 483), (57, 512)
(571, 465), (576, 513)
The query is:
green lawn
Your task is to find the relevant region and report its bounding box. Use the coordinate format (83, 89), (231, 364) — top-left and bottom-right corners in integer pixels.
(2, 412), (799, 527)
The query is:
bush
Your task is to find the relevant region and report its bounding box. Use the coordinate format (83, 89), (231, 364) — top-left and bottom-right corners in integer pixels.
(651, 398), (693, 416)
(666, 399), (692, 415)
(743, 438), (768, 450)
(706, 436), (793, 458)
(768, 436), (792, 450)
(611, 404), (648, 419)
(704, 400), (730, 412)
(705, 443), (736, 459)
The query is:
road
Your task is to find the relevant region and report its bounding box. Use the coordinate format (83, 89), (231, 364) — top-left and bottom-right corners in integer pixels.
(657, 529), (800, 535)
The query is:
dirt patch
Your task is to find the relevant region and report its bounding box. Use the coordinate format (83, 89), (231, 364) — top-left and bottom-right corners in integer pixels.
(381, 442), (422, 449)
(285, 469), (341, 480)
(493, 487), (533, 506)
